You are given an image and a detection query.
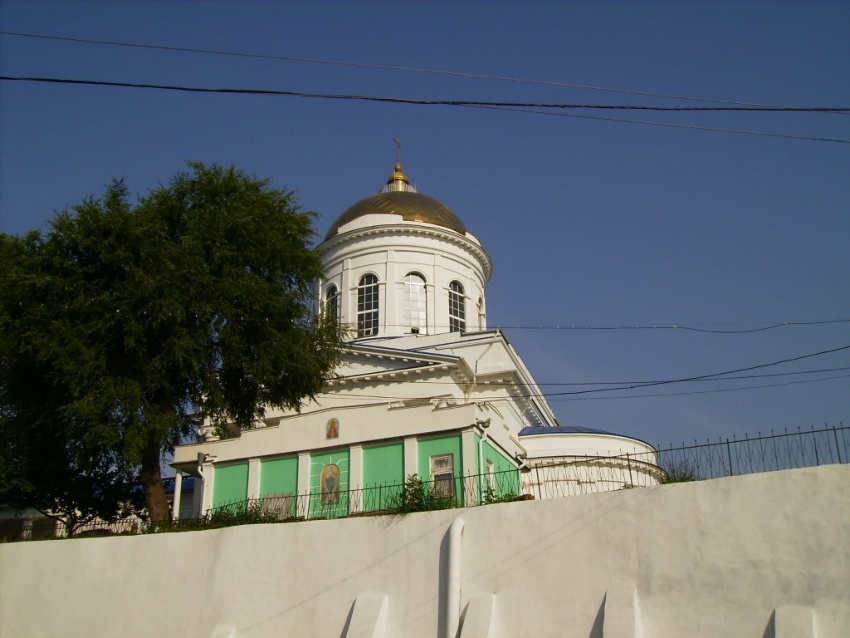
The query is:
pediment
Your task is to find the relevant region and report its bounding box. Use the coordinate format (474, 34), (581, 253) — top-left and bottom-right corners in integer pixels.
(328, 343), (467, 385)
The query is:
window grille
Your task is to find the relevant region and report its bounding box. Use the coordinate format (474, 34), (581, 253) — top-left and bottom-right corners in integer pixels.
(357, 274), (379, 337)
(430, 454), (455, 497)
(403, 273), (427, 334)
(325, 285), (339, 320)
(448, 281), (466, 332)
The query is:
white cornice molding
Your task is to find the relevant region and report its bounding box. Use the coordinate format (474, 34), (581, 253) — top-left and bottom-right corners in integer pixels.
(317, 223), (493, 282)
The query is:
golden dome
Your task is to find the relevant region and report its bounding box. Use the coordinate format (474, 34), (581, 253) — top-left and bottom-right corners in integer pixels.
(324, 164), (468, 239)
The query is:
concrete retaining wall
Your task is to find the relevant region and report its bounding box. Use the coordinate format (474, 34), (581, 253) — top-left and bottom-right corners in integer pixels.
(1, 464), (848, 637)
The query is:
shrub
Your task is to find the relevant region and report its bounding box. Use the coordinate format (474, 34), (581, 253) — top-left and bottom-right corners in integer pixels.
(391, 475), (457, 514)
(661, 460), (700, 483)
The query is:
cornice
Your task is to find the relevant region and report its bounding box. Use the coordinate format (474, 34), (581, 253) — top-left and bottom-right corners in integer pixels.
(317, 223), (493, 282)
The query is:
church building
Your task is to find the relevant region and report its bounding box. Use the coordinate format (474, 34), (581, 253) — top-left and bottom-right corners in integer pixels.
(169, 161), (659, 519)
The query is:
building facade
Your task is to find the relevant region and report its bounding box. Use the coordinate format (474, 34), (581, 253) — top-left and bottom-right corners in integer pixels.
(170, 162), (659, 519)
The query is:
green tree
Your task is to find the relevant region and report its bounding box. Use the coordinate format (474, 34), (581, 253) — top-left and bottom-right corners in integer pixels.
(0, 233), (143, 534)
(0, 163), (344, 523)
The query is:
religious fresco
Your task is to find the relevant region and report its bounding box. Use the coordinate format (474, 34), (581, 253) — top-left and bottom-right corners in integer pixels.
(326, 418), (339, 439)
(320, 464), (341, 505)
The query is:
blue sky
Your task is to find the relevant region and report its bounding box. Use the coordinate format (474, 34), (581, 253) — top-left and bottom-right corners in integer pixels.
(1, 1), (848, 447)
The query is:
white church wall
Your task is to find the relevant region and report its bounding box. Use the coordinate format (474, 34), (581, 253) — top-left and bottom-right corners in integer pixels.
(521, 432), (657, 460)
(319, 227), (488, 338)
(1, 464), (847, 638)
(175, 402), (479, 466)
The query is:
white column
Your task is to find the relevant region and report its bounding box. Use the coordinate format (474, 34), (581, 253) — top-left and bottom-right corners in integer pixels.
(297, 452), (311, 518)
(404, 436), (418, 478)
(349, 445), (363, 513)
(341, 258), (352, 326)
(384, 250), (396, 336)
(200, 463), (215, 515)
(462, 429), (478, 507)
(247, 458), (261, 500)
(172, 473), (183, 521)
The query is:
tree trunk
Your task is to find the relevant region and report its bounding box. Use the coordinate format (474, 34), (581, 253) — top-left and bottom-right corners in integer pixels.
(141, 439), (171, 523)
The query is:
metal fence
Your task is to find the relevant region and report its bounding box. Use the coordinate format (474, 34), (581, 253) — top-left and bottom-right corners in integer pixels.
(206, 466), (523, 523)
(520, 424), (849, 499)
(655, 423), (848, 481)
(0, 516), (143, 542)
(3, 424), (846, 542)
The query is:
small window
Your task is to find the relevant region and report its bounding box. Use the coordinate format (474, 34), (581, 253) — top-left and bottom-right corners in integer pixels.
(403, 272), (427, 334)
(448, 281), (465, 332)
(357, 274), (379, 337)
(325, 285), (339, 320)
(430, 454), (455, 497)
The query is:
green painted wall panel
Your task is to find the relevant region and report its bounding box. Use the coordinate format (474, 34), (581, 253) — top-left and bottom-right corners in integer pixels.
(483, 440), (519, 497)
(212, 462), (249, 510)
(363, 442), (404, 486)
(260, 457), (298, 497)
(363, 441), (404, 511)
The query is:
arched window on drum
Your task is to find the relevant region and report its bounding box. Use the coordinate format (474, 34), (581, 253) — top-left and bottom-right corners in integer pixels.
(324, 284), (339, 321)
(448, 281), (465, 332)
(357, 274), (379, 337)
(403, 272), (427, 334)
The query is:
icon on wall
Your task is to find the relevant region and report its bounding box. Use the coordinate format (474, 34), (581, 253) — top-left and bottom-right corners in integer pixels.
(326, 418), (339, 439)
(320, 464), (340, 505)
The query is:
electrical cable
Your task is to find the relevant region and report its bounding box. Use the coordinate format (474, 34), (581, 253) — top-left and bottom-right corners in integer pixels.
(393, 365), (850, 387)
(541, 343), (850, 396)
(489, 317), (850, 334)
(1, 29), (842, 111)
(319, 371), (850, 403)
(4, 76), (847, 145)
(469, 104), (850, 144)
(320, 344), (850, 401)
(549, 372), (850, 401)
(1, 76), (846, 113)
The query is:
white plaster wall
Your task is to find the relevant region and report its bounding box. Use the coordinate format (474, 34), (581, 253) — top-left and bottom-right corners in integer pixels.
(174, 402), (478, 466)
(521, 432), (657, 460)
(318, 225), (490, 337)
(2, 464), (848, 638)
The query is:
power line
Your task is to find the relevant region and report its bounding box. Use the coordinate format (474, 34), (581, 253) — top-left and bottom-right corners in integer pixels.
(240, 316), (850, 332)
(543, 343), (850, 397)
(0, 29), (837, 111)
(4, 75), (847, 145)
(470, 104), (850, 145)
(404, 365), (850, 388)
(322, 371), (850, 403)
(490, 318), (850, 334)
(1, 76), (846, 113)
(323, 344), (850, 401)
(550, 372), (850, 401)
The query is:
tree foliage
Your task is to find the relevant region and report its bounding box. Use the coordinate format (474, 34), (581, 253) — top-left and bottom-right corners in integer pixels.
(0, 163), (344, 522)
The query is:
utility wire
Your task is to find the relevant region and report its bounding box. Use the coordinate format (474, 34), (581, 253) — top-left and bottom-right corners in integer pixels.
(0, 29), (837, 111)
(4, 76), (847, 145)
(322, 371), (850, 403)
(1, 76), (846, 113)
(543, 343), (850, 396)
(490, 317), (850, 334)
(550, 372), (850, 401)
(471, 104), (850, 145)
(401, 365), (850, 387)
(239, 316), (850, 332)
(324, 342), (850, 401)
